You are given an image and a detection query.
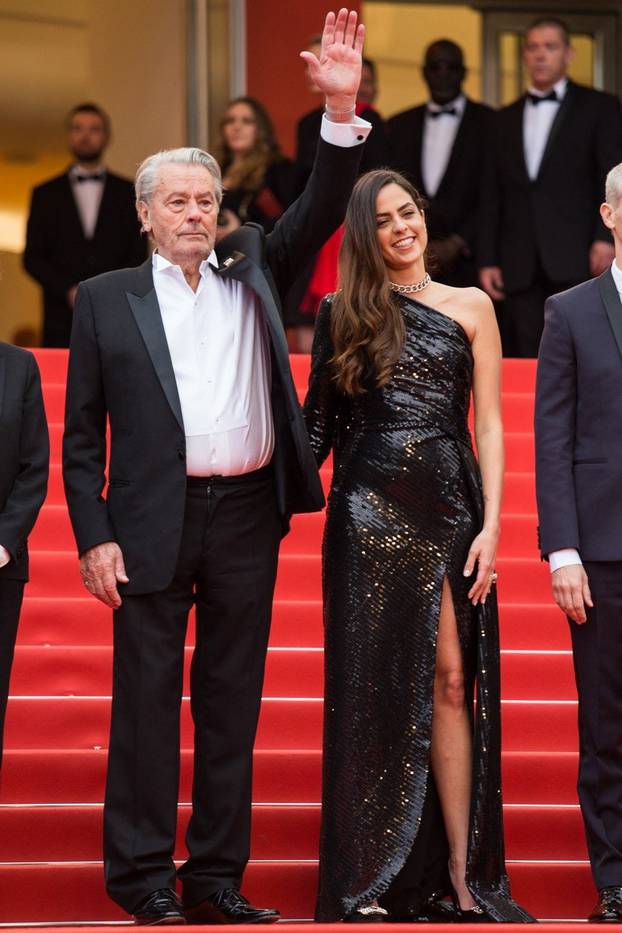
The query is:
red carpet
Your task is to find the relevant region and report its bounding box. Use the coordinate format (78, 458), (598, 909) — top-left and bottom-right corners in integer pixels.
(0, 352), (594, 924)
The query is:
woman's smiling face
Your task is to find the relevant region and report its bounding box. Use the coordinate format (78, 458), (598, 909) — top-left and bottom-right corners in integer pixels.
(375, 182), (427, 276)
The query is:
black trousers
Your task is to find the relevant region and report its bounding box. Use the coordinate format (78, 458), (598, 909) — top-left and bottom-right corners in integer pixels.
(103, 470), (281, 912)
(570, 560), (622, 889)
(502, 268), (579, 358)
(0, 579), (25, 766)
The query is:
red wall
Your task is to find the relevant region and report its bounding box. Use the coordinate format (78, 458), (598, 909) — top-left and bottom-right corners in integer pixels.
(246, 1), (362, 158)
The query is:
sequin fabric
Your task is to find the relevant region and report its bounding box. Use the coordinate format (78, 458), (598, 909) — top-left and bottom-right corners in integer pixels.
(304, 294), (534, 922)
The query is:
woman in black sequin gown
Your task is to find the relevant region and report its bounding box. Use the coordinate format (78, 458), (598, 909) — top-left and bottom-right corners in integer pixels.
(303, 171), (534, 923)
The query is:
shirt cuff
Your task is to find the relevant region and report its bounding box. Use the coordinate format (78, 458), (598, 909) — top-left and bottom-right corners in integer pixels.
(549, 548), (582, 573)
(0, 545), (10, 569)
(320, 112), (371, 147)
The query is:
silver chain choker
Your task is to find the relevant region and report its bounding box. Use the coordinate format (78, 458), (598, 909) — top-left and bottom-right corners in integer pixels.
(389, 273), (431, 294)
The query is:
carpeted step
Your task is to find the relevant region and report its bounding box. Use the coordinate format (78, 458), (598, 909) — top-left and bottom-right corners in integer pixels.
(9, 645), (576, 699)
(0, 749), (579, 806)
(3, 696), (579, 751)
(0, 802), (587, 862)
(0, 860), (596, 921)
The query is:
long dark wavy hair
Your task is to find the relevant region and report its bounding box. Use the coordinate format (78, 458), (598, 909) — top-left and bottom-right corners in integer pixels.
(218, 96), (282, 193)
(331, 169), (428, 396)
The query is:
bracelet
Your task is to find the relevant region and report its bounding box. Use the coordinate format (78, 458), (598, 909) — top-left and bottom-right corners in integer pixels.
(325, 105), (356, 121)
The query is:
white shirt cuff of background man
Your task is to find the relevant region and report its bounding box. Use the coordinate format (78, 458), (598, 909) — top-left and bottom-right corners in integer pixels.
(320, 112), (371, 146)
(0, 545), (10, 569)
(549, 548), (583, 573)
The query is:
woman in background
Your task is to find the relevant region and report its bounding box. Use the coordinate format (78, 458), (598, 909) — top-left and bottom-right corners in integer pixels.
(304, 169), (534, 923)
(216, 97), (294, 240)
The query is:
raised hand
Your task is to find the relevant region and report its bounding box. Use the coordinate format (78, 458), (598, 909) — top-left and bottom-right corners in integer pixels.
(300, 8), (365, 116)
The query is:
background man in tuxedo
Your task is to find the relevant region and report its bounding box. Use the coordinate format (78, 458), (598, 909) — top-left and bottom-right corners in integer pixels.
(0, 343), (48, 763)
(479, 17), (622, 357)
(23, 102), (147, 347)
(535, 162), (622, 922)
(63, 9), (369, 925)
(388, 40), (493, 286)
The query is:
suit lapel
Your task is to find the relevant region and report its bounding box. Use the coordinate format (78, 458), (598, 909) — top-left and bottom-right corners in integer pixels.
(126, 262), (184, 430)
(215, 251), (292, 377)
(91, 175), (113, 242)
(512, 101), (531, 184)
(434, 101), (471, 198)
(599, 266), (622, 363)
(536, 81), (576, 180)
(411, 108), (426, 192)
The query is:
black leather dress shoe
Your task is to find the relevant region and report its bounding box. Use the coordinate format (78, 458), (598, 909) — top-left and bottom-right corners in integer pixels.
(133, 888), (185, 925)
(589, 886), (622, 922)
(184, 888), (280, 924)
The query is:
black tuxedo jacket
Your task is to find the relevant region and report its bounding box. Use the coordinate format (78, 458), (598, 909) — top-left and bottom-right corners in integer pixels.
(23, 170), (147, 347)
(535, 268), (622, 560)
(63, 136), (363, 594)
(479, 82), (622, 293)
(294, 105), (389, 194)
(387, 99), (493, 255)
(0, 343), (49, 581)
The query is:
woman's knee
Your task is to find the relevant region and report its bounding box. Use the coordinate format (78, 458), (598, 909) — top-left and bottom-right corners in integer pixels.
(435, 668), (466, 710)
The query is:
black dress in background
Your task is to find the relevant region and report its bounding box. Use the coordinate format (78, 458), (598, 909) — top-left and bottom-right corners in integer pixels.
(219, 159), (295, 234)
(303, 295), (534, 922)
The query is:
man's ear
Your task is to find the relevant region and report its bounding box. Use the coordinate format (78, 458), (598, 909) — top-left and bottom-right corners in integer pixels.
(600, 201), (615, 231)
(138, 201), (151, 234)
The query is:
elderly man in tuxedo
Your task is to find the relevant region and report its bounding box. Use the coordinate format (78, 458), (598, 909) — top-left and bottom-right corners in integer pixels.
(0, 343), (48, 763)
(479, 16), (622, 356)
(63, 9), (369, 926)
(24, 102), (147, 347)
(535, 162), (622, 922)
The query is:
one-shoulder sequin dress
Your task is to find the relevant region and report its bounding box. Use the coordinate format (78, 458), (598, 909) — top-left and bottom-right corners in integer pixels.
(303, 294), (534, 922)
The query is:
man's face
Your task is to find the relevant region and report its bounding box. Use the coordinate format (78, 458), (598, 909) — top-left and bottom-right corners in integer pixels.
(138, 164), (219, 268)
(523, 26), (573, 90)
(423, 44), (465, 105)
(68, 111), (109, 164)
(357, 63), (377, 106)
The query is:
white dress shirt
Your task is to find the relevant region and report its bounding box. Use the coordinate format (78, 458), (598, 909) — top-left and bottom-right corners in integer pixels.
(153, 112), (371, 478)
(548, 259), (622, 573)
(523, 78), (567, 181)
(69, 164), (106, 239)
(153, 251), (274, 477)
(421, 94), (466, 198)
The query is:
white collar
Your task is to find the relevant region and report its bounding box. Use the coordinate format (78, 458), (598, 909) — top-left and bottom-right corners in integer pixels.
(611, 259), (622, 296)
(526, 77), (568, 101)
(152, 249), (219, 275)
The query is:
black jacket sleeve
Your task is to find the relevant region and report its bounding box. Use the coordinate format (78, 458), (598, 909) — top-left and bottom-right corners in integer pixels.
(303, 297), (341, 468)
(0, 354), (49, 561)
(534, 294), (580, 557)
(62, 283), (116, 555)
(477, 114), (502, 269)
(264, 135), (364, 299)
(23, 187), (75, 300)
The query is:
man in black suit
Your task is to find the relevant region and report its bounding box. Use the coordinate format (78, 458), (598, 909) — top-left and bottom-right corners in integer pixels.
(23, 102), (147, 348)
(535, 162), (622, 922)
(388, 40), (493, 287)
(479, 17), (622, 357)
(63, 10), (369, 925)
(0, 344), (49, 763)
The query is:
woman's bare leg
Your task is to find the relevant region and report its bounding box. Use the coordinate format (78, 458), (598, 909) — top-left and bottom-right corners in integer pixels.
(430, 577), (477, 910)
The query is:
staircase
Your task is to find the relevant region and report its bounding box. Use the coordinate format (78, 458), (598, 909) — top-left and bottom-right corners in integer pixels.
(0, 352), (593, 925)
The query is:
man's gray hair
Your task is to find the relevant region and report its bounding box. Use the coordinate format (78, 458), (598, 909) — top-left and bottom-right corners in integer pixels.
(135, 147), (223, 209)
(606, 162), (622, 209)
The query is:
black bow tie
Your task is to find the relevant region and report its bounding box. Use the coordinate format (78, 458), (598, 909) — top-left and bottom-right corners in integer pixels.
(74, 171), (105, 183)
(526, 90), (558, 106)
(427, 106), (458, 118)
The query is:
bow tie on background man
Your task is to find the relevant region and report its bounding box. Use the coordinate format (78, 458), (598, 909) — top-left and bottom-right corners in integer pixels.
(427, 105), (458, 118)
(526, 90), (558, 106)
(74, 171), (106, 183)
